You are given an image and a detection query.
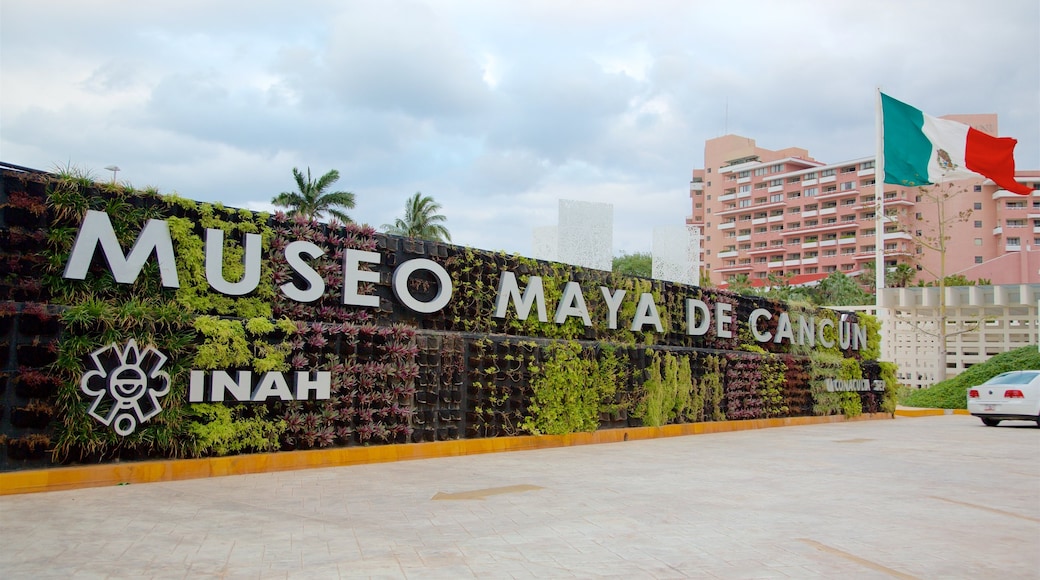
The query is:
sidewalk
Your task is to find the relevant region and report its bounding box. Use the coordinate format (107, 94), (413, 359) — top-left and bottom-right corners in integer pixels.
(1, 414), (1037, 578)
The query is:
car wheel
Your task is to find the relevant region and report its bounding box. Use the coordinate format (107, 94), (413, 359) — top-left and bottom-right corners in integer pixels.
(981, 417), (1000, 427)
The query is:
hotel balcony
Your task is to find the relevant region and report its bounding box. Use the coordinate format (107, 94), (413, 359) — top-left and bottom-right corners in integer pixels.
(748, 246), (785, 256)
(817, 189), (858, 202)
(883, 231), (913, 241)
(992, 226), (1003, 236)
(882, 197), (915, 207)
(719, 222), (736, 230)
(993, 188), (1037, 200)
(714, 264), (753, 273)
(717, 251), (739, 259)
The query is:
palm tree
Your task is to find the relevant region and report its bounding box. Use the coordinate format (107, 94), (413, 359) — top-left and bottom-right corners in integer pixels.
(382, 192), (451, 242)
(271, 167), (356, 223)
(887, 263), (916, 288)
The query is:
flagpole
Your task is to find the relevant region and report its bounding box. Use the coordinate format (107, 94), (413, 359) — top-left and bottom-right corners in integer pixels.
(874, 88), (886, 295)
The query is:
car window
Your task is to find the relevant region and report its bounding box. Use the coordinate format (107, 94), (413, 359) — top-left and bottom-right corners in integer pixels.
(982, 371), (1040, 385)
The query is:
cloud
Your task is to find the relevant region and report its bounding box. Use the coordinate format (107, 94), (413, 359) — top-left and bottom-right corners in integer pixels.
(1, 0), (1036, 261)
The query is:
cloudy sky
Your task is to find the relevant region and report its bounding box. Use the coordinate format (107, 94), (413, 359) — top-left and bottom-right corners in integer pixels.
(2, 0), (1037, 256)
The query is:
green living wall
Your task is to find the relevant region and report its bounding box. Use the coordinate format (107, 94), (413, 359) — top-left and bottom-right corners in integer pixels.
(0, 168), (897, 471)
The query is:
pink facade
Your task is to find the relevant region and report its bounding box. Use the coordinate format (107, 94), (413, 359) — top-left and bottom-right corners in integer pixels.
(688, 119), (1040, 288)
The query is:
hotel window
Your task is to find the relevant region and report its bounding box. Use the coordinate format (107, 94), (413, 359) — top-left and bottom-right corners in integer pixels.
(754, 167), (768, 176)
(841, 166), (856, 174)
(804, 187), (817, 197)
(974, 238), (983, 246)
(840, 181), (855, 191)
(861, 161), (875, 170)
(739, 199), (751, 208)
(975, 256), (983, 264)
(973, 185), (982, 192)
(974, 220), (982, 228)
(788, 206), (800, 214)
(737, 170), (750, 178)
(821, 169), (836, 177)
(1007, 237), (1021, 247)
(770, 164), (784, 173)
(804, 172), (817, 180)
(770, 194), (783, 203)
(861, 179), (875, 186)
(973, 202), (982, 210)
(769, 179), (783, 187)
(738, 184), (751, 193)
(823, 185), (837, 193)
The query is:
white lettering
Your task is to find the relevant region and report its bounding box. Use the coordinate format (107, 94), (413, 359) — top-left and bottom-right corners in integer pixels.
(818, 318), (835, 348)
(493, 272), (547, 322)
(281, 241), (326, 302)
(630, 293), (663, 332)
(555, 282), (592, 326)
(392, 258), (453, 314)
(205, 229), (262, 296)
(686, 299), (710, 336)
(342, 249), (381, 307)
(749, 308), (772, 342)
(715, 302), (733, 339)
(774, 312), (794, 344)
(600, 287), (626, 330)
(63, 210), (180, 287)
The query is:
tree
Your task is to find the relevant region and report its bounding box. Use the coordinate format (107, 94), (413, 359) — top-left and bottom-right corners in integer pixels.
(726, 273), (754, 295)
(809, 271), (872, 306)
(612, 252), (652, 278)
(887, 263), (916, 288)
(383, 192), (451, 242)
(272, 167), (356, 223)
(896, 182), (976, 382)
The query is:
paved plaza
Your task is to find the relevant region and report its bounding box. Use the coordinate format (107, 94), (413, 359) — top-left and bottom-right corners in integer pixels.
(1, 414), (1038, 579)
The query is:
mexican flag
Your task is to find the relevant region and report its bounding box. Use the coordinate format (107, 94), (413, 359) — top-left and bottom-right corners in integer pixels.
(880, 93), (1032, 195)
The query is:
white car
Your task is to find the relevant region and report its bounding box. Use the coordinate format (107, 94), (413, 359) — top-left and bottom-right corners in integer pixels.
(967, 370), (1040, 427)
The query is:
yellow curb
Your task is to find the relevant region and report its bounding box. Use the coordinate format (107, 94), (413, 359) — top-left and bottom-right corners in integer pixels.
(0, 413), (892, 496)
(895, 408), (971, 417)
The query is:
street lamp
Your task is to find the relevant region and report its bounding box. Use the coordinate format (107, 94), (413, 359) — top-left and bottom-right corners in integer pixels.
(104, 165), (120, 184)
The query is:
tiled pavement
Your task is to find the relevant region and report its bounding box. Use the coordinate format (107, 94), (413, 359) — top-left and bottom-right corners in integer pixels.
(1, 414), (1038, 579)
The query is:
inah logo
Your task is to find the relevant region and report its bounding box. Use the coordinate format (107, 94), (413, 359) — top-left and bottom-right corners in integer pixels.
(80, 340), (171, 436)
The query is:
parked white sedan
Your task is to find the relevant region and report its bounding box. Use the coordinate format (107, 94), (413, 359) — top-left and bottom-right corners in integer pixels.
(967, 370), (1040, 427)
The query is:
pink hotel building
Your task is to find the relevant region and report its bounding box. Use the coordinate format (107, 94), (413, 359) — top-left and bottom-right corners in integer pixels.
(687, 114), (1040, 288)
